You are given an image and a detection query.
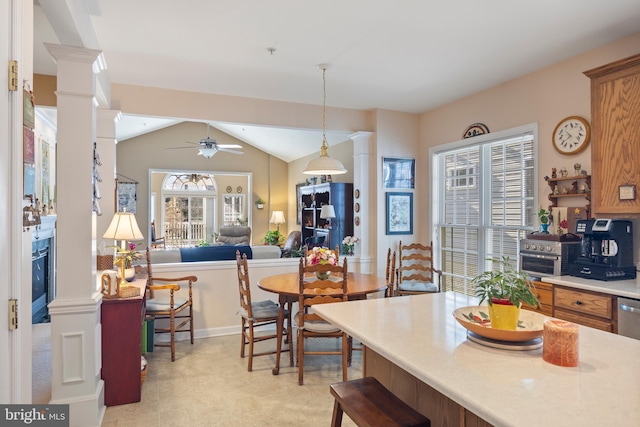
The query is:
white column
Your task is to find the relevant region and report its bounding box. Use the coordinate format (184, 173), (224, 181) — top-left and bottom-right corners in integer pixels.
(95, 109), (121, 251)
(350, 132), (374, 274)
(45, 43), (106, 427)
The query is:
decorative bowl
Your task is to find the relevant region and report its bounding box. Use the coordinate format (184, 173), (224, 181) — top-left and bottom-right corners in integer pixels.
(453, 306), (548, 342)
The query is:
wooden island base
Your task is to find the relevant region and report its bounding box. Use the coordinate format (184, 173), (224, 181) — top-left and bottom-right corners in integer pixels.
(364, 347), (492, 427)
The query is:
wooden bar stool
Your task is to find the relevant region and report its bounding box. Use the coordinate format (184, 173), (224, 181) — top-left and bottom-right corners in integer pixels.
(330, 377), (431, 427)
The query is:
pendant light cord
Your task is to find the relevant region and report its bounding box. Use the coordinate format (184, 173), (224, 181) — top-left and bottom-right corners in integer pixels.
(322, 67), (327, 150)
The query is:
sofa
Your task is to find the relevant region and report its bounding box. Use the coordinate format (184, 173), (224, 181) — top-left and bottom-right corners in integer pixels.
(147, 244), (282, 264)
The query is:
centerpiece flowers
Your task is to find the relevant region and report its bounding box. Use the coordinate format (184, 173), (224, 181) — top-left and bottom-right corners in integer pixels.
(306, 246), (338, 280)
(342, 235), (359, 255)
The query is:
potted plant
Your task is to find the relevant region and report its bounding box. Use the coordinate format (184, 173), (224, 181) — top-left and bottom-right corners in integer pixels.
(472, 257), (539, 330)
(255, 197), (266, 210)
(537, 208), (550, 233)
(264, 230), (282, 246)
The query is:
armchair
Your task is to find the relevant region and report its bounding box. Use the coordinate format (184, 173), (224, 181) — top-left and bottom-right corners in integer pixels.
(217, 226), (251, 245)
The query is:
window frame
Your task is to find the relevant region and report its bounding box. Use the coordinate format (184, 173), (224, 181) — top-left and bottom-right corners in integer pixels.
(430, 123), (539, 294)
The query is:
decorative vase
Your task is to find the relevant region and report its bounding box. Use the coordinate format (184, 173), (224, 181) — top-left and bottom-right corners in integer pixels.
(316, 271), (330, 280)
(540, 223), (550, 234)
(488, 298), (520, 331)
(118, 267), (136, 282)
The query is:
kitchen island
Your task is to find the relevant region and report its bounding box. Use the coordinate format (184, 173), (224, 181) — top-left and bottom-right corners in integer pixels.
(314, 292), (640, 427)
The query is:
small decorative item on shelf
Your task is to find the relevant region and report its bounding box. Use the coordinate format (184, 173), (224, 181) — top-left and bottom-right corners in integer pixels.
(551, 167), (557, 179)
(306, 247), (337, 280)
(537, 209), (550, 234)
(560, 167), (568, 178)
(342, 235), (359, 255)
(573, 163), (582, 176)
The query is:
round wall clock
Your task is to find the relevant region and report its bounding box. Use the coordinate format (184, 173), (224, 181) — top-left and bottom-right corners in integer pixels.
(552, 116), (590, 155)
(463, 123), (490, 139)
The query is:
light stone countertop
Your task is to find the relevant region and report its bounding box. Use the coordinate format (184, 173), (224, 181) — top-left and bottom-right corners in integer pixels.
(542, 275), (640, 299)
(314, 292), (640, 427)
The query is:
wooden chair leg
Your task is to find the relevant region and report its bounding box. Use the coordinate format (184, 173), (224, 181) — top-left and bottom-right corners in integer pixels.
(273, 310), (283, 375)
(170, 313), (176, 362)
(189, 306), (194, 344)
(331, 400), (344, 427)
(240, 318), (246, 358)
(341, 333), (348, 382)
(247, 323), (254, 372)
(298, 330), (304, 385)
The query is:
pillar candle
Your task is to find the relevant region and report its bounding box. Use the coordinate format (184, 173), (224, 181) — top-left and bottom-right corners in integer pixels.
(543, 319), (579, 367)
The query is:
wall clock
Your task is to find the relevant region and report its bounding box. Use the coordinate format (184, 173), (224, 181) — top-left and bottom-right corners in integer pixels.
(462, 123), (490, 139)
(552, 116), (590, 155)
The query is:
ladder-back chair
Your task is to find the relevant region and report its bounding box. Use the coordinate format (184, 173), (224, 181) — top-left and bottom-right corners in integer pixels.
(396, 241), (441, 296)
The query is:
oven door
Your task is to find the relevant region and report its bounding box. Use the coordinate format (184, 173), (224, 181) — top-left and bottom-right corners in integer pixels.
(519, 252), (560, 278)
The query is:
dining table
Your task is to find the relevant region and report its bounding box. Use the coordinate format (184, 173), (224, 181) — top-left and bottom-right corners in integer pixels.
(257, 271), (389, 373)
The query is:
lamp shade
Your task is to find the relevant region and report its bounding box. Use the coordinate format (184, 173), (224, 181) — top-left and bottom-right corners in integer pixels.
(198, 147), (217, 158)
(270, 210), (286, 225)
(320, 205), (336, 219)
(303, 153), (347, 175)
(103, 211), (144, 241)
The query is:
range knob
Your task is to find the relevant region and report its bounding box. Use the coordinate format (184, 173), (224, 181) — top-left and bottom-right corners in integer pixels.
(523, 242), (530, 250)
(530, 244), (537, 250)
(547, 245), (554, 252)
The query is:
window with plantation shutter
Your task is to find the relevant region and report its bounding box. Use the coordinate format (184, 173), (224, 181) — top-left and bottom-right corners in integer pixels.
(432, 125), (537, 295)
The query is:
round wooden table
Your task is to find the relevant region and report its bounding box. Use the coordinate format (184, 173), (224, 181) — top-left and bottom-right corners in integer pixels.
(258, 272), (388, 298)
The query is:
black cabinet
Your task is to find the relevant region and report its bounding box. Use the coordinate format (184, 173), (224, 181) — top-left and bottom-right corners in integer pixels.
(299, 183), (353, 253)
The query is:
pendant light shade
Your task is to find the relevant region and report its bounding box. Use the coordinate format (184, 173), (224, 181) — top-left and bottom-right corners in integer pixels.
(303, 64), (347, 175)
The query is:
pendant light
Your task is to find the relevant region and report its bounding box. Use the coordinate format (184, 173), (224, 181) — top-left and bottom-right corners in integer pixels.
(303, 64), (347, 175)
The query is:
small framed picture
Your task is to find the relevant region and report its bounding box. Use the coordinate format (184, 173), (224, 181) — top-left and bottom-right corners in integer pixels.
(116, 180), (137, 213)
(382, 157), (415, 189)
(385, 192), (413, 235)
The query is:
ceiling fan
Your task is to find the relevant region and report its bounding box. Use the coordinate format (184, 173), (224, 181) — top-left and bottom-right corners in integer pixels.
(167, 123), (244, 158)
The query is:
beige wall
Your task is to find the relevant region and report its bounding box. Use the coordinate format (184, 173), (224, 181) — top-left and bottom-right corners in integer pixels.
(419, 32), (640, 263)
(116, 121), (289, 244)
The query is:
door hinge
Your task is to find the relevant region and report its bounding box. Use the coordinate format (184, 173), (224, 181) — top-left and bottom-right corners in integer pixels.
(8, 60), (18, 91)
(9, 299), (18, 330)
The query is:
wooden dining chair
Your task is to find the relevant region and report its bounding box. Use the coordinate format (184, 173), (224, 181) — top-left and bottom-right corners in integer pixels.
(144, 248), (197, 361)
(296, 256), (348, 385)
(385, 248), (397, 297)
(236, 251), (293, 373)
(396, 241), (442, 296)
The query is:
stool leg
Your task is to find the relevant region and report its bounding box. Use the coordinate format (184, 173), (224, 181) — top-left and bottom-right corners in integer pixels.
(331, 400), (343, 427)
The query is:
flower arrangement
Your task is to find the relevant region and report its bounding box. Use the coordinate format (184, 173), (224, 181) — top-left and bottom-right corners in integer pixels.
(342, 236), (359, 255)
(113, 242), (144, 269)
(306, 246), (337, 266)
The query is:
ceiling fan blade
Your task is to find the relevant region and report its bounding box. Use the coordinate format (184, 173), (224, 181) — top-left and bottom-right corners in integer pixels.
(217, 147), (244, 154)
(217, 144), (243, 149)
(166, 146), (198, 150)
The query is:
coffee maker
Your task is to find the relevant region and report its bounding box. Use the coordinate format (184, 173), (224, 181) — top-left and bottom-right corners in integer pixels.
(570, 219), (636, 280)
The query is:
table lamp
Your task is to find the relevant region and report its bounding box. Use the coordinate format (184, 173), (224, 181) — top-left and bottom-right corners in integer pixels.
(103, 210), (144, 291)
(270, 210), (286, 233)
(320, 204), (336, 229)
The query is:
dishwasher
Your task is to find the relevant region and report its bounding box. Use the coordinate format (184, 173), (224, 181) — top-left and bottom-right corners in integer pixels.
(618, 297), (640, 340)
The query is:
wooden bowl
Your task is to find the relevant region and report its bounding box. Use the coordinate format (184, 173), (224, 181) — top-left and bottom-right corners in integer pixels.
(453, 306), (548, 342)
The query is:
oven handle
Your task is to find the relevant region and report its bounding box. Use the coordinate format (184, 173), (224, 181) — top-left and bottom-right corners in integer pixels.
(520, 252), (560, 260)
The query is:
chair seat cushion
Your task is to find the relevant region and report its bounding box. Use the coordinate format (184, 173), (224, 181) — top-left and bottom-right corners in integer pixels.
(294, 312), (340, 333)
(147, 296), (188, 312)
(398, 281), (438, 293)
(239, 300), (280, 320)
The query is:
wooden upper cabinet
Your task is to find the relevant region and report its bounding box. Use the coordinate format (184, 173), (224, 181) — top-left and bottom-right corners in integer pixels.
(584, 53), (640, 216)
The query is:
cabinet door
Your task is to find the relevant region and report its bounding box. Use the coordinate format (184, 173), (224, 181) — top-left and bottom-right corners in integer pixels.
(585, 54), (640, 215)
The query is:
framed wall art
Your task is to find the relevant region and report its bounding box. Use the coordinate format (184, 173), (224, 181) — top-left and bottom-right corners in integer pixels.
(382, 157), (415, 189)
(116, 180), (137, 213)
(385, 192), (413, 235)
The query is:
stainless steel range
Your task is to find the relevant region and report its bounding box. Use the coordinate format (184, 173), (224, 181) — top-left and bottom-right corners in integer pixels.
(519, 234), (581, 279)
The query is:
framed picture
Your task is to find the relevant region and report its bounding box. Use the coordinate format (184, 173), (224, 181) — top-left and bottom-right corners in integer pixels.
(24, 163), (35, 199)
(386, 192), (413, 235)
(382, 157), (415, 189)
(23, 126), (35, 164)
(296, 182), (305, 225)
(23, 89), (35, 129)
(116, 181), (137, 213)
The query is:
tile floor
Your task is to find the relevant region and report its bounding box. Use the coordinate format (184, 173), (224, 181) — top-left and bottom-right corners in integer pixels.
(34, 323), (360, 426)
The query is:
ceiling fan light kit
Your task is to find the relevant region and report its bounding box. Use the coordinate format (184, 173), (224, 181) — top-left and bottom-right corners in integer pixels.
(303, 63), (347, 176)
(167, 123), (244, 158)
